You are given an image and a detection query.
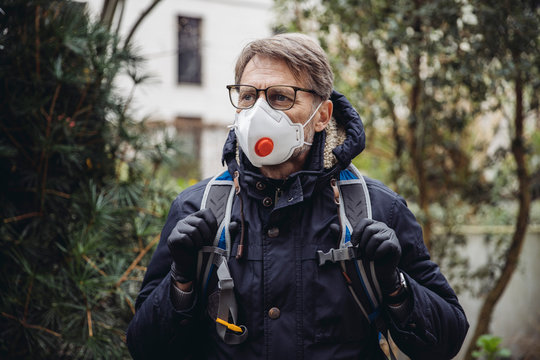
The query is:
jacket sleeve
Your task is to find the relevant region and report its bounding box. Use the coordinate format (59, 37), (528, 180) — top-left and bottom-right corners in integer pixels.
(373, 190), (469, 359)
(126, 184), (207, 360)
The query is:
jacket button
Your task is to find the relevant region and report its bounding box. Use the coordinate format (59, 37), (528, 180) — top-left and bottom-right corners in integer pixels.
(256, 181), (266, 190)
(267, 227), (279, 238)
(262, 197), (273, 207)
(268, 307), (280, 320)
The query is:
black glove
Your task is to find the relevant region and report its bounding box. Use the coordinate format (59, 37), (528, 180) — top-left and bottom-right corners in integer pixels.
(351, 218), (402, 295)
(167, 208), (218, 283)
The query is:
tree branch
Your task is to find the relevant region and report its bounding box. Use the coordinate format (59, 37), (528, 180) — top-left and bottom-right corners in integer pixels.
(123, 0), (163, 48)
(1, 312), (61, 338)
(0, 121), (35, 165)
(125, 296), (135, 315)
(464, 67), (531, 360)
(23, 277), (34, 323)
(100, 0), (120, 29)
(3, 212), (42, 224)
(84, 295), (93, 338)
(35, 6), (41, 80)
(39, 84), (61, 212)
(115, 234), (160, 287)
(83, 255), (108, 277)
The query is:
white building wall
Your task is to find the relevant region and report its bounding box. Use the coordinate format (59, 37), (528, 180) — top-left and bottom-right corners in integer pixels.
(85, 0), (274, 178)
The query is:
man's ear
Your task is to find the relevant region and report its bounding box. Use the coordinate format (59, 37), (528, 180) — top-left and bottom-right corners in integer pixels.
(314, 100), (333, 132)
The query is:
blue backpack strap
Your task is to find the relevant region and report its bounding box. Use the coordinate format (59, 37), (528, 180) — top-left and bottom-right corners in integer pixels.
(197, 170), (235, 291)
(200, 171), (235, 257)
(336, 164), (373, 247)
(338, 165), (382, 321)
(197, 170), (248, 344)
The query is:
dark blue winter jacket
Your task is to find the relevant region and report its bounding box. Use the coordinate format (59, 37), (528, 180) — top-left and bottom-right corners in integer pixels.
(126, 91), (469, 359)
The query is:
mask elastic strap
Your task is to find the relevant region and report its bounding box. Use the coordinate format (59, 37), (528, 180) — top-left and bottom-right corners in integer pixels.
(302, 101), (324, 146)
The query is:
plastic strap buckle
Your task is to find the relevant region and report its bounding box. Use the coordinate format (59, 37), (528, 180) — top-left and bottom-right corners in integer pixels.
(317, 246), (356, 266)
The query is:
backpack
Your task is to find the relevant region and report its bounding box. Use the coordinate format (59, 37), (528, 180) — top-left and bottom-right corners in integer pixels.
(197, 164), (398, 359)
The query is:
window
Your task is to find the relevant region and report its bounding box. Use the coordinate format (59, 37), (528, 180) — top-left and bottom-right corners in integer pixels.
(177, 16), (202, 84)
(173, 116), (202, 178)
(174, 116), (202, 157)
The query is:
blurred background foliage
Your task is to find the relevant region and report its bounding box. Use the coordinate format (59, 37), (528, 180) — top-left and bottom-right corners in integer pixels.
(275, 0), (539, 247)
(0, 0), (179, 358)
(274, 0), (539, 358)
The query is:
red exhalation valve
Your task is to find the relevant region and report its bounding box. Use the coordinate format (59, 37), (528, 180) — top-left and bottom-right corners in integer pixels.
(254, 137), (274, 157)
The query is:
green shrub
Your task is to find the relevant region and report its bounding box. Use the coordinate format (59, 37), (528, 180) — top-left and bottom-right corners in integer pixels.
(0, 1), (178, 358)
(472, 334), (512, 360)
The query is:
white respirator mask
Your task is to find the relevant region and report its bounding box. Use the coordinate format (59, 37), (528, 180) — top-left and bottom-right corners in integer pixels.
(230, 98), (323, 167)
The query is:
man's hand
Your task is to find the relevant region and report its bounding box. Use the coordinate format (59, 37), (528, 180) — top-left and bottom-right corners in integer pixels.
(167, 209), (218, 284)
(351, 218), (402, 295)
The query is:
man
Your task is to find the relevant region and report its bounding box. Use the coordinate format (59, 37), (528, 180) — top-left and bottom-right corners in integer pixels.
(127, 33), (468, 359)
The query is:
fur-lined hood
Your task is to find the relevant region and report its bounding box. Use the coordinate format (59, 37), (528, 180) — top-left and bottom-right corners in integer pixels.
(221, 90), (365, 177)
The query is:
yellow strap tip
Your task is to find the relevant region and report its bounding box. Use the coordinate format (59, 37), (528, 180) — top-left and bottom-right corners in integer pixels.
(216, 317), (243, 333)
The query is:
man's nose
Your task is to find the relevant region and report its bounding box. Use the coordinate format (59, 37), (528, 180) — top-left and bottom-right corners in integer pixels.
(256, 90), (266, 101)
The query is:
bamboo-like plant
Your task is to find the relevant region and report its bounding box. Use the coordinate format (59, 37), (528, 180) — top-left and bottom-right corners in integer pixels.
(0, 1), (177, 358)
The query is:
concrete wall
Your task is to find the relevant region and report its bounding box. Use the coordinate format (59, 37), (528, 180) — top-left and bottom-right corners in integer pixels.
(454, 228), (540, 359)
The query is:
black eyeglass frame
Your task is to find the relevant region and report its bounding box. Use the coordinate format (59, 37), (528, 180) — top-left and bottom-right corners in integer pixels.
(226, 84), (319, 110)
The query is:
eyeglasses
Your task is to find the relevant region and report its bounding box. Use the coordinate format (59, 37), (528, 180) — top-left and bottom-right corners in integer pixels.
(226, 84), (319, 110)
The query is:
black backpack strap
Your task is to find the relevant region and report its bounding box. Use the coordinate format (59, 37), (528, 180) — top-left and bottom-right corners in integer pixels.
(318, 164), (397, 360)
(318, 165), (382, 317)
(198, 170), (248, 344)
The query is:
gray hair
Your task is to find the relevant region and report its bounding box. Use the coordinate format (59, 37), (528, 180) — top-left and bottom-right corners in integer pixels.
(234, 33), (334, 100)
